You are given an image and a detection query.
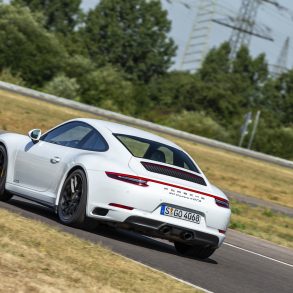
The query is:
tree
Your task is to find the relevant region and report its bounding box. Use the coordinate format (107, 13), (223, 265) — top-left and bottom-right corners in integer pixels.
(262, 71), (293, 126)
(232, 46), (269, 108)
(12, 0), (82, 35)
(199, 42), (231, 81)
(145, 71), (203, 122)
(0, 4), (67, 86)
(197, 43), (269, 127)
(83, 0), (176, 82)
(197, 43), (245, 123)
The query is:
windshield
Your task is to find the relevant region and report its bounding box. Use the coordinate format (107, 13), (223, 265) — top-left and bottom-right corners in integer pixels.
(114, 134), (199, 173)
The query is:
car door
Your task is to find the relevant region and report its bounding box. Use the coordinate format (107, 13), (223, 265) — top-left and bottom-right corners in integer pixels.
(13, 121), (94, 195)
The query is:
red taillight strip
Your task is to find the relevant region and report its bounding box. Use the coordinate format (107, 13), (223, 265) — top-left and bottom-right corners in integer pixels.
(105, 171), (229, 207)
(106, 172), (148, 186)
(109, 203), (134, 210)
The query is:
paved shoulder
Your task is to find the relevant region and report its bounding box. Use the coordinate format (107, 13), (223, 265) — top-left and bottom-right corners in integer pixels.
(225, 190), (293, 217)
(226, 229), (293, 265)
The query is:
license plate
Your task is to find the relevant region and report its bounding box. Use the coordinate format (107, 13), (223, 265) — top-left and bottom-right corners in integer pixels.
(160, 205), (201, 224)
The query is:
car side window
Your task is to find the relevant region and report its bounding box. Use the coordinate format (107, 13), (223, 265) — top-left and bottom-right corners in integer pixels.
(41, 122), (108, 151)
(78, 130), (109, 151)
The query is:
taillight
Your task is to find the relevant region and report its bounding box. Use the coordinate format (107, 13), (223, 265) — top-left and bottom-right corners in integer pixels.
(219, 229), (226, 234)
(215, 198), (230, 209)
(105, 172), (149, 187)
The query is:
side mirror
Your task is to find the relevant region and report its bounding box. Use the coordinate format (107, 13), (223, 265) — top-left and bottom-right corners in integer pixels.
(28, 129), (42, 143)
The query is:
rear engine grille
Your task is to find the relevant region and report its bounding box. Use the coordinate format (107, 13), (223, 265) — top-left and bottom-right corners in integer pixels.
(141, 162), (207, 186)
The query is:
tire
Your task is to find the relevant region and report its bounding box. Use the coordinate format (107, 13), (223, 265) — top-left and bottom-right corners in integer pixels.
(0, 145), (12, 202)
(57, 169), (87, 226)
(174, 242), (216, 259)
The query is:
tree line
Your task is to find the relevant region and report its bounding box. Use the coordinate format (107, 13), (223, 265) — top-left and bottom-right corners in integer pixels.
(0, 0), (292, 159)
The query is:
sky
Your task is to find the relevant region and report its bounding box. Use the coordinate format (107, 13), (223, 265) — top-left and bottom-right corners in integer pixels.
(81, 0), (293, 71)
(164, 0), (293, 70)
(4, 0), (293, 71)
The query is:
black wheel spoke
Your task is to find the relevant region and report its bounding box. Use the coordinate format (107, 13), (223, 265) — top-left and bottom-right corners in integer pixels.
(60, 173), (83, 220)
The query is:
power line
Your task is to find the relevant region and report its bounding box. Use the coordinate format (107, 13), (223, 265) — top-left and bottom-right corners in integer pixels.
(165, 0), (293, 71)
(213, 0), (277, 60)
(179, 0), (217, 71)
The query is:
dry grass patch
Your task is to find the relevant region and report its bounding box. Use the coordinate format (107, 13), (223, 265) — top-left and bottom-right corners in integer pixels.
(0, 90), (98, 133)
(0, 208), (199, 293)
(0, 89), (292, 208)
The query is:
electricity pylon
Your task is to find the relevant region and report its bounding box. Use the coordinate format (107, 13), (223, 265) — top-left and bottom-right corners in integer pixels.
(213, 0), (277, 60)
(180, 0), (217, 72)
(271, 37), (290, 77)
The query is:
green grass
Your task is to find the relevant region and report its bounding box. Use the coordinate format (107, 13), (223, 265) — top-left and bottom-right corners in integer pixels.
(229, 199), (293, 248)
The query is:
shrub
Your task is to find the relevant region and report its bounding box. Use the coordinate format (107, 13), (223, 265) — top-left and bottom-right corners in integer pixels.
(0, 68), (25, 86)
(80, 66), (135, 115)
(254, 125), (293, 160)
(43, 74), (79, 100)
(230, 221), (246, 230)
(262, 209), (273, 218)
(162, 111), (231, 142)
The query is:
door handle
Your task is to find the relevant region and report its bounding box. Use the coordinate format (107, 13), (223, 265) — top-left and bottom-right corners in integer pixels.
(50, 156), (61, 164)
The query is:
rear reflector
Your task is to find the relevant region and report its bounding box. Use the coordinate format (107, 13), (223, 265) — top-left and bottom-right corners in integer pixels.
(109, 203), (134, 210)
(215, 198), (230, 209)
(219, 229), (226, 234)
(106, 172), (149, 186)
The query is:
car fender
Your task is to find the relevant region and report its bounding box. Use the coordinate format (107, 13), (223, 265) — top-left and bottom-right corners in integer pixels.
(0, 132), (29, 184)
(54, 160), (90, 209)
(54, 152), (134, 210)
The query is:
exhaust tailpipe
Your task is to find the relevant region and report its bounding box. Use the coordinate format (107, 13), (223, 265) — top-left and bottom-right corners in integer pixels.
(160, 226), (171, 235)
(181, 231), (193, 241)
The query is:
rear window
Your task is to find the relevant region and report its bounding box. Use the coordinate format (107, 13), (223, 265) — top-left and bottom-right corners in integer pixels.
(114, 134), (199, 173)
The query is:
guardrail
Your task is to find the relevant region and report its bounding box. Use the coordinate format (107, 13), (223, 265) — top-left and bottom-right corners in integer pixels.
(0, 80), (292, 169)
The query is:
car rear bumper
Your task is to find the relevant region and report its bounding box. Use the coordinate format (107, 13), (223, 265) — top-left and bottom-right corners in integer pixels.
(87, 203), (226, 248)
(123, 216), (220, 248)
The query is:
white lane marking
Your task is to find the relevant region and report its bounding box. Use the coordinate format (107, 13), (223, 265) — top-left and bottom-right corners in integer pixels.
(224, 243), (293, 268)
(111, 250), (213, 293)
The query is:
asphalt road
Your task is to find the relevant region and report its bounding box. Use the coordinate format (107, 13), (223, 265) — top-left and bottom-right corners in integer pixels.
(1, 197), (293, 293)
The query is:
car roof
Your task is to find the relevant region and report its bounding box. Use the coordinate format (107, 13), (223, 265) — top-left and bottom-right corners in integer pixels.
(75, 118), (181, 149)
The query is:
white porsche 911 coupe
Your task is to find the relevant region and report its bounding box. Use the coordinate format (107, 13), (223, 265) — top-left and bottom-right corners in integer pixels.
(0, 118), (231, 259)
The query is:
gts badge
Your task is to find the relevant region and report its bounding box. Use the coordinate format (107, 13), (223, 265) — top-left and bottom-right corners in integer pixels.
(13, 179), (20, 183)
(163, 187), (205, 203)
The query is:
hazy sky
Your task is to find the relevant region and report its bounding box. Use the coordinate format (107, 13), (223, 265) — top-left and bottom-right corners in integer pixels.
(164, 0), (293, 70)
(4, 0), (293, 70)
(81, 0), (293, 71)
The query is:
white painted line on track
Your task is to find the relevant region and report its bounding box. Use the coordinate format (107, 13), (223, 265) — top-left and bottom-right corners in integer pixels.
(224, 242), (293, 268)
(111, 250), (213, 293)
